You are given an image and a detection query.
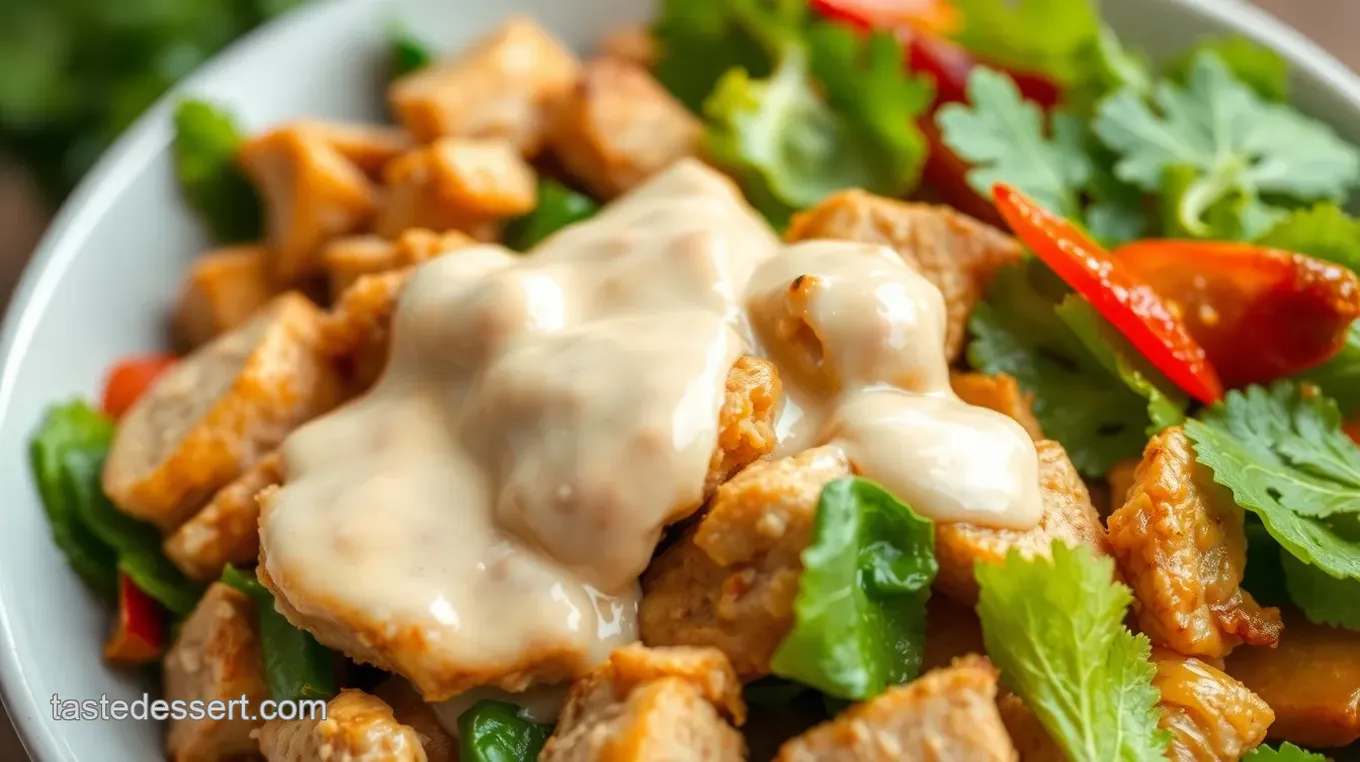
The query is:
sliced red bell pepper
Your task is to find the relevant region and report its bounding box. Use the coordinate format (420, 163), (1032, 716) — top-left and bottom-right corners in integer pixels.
(992, 183), (1224, 404)
(104, 572), (163, 665)
(101, 354), (177, 420)
(1113, 240), (1360, 389)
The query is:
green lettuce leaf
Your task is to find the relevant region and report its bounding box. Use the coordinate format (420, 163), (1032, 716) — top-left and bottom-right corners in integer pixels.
(1244, 743), (1331, 761)
(1164, 35), (1289, 102)
(503, 180), (600, 251)
(389, 23), (433, 78)
(221, 565), (336, 703)
(172, 99), (262, 243)
(650, 0), (787, 113)
(457, 700), (554, 762)
(1281, 550), (1360, 632)
(769, 477), (936, 700)
(975, 543), (1170, 762)
(951, 0), (1100, 88)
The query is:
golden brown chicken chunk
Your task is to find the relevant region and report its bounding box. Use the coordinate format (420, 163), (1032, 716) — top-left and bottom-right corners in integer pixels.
(1226, 616), (1360, 748)
(389, 16), (580, 152)
(775, 656), (1018, 762)
(323, 229), (475, 300)
(539, 644), (747, 762)
(1106, 457), (1140, 513)
(1108, 427), (1282, 659)
(173, 244), (273, 350)
(374, 137), (537, 239)
(237, 126), (377, 284)
(257, 689), (425, 762)
(163, 583), (270, 762)
(785, 191), (1023, 360)
(292, 121), (411, 177)
(548, 58), (701, 199)
(950, 371), (1043, 440)
(596, 24), (656, 68)
(1153, 648), (1274, 761)
(104, 294), (346, 530)
(164, 451), (283, 582)
(373, 679), (457, 762)
(934, 439), (1110, 604)
(321, 267), (413, 391)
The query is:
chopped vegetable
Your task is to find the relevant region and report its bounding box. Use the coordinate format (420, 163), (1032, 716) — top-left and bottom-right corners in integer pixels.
(1113, 240), (1360, 389)
(221, 565), (336, 703)
(808, 0), (959, 36)
(389, 23), (433, 78)
(950, 0), (1101, 89)
(457, 700), (554, 762)
(992, 183), (1223, 404)
(975, 543), (1170, 762)
(100, 354), (176, 420)
(1244, 743), (1331, 762)
(650, 0), (780, 113)
(172, 99), (262, 243)
(104, 572), (163, 665)
(1281, 551), (1360, 632)
(769, 477), (936, 700)
(502, 180), (600, 251)
(1094, 51), (1360, 240)
(1257, 203), (1360, 274)
(1185, 382), (1360, 580)
(1164, 35), (1289, 102)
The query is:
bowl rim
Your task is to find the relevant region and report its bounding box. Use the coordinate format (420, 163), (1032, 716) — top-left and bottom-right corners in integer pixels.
(3, 0), (1359, 759)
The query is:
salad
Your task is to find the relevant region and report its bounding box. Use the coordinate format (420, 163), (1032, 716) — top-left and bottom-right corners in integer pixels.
(27, 0), (1360, 760)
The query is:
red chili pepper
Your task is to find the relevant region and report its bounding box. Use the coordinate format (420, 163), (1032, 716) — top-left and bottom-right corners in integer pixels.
(104, 573), (163, 665)
(101, 354), (177, 420)
(992, 184), (1224, 404)
(1113, 240), (1360, 389)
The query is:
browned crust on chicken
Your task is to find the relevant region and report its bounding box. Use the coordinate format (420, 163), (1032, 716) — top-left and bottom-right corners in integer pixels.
(1153, 647), (1274, 761)
(1108, 427), (1282, 659)
(785, 191), (1023, 360)
(173, 244), (274, 351)
(950, 371), (1044, 440)
(595, 24), (656, 68)
(373, 679), (457, 762)
(164, 451), (283, 582)
(539, 644), (746, 762)
(775, 656), (1018, 762)
(257, 689), (426, 762)
(705, 355), (781, 493)
(374, 137), (537, 239)
(103, 293), (346, 530)
(323, 229), (475, 301)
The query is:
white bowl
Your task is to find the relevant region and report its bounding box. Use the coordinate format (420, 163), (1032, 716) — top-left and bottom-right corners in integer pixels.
(1, 0), (1357, 759)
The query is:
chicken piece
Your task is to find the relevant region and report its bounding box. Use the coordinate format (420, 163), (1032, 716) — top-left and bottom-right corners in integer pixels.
(775, 656), (1017, 762)
(994, 695), (1063, 762)
(547, 58), (701, 199)
(389, 16), (580, 152)
(104, 293), (346, 530)
(163, 583), (270, 762)
(596, 24), (656, 68)
(173, 244), (273, 350)
(1153, 648), (1274, 761)
(786, 191), (1023, 360)
(257, 689), (426, 762)
(294, 121), (411, 177)
(164, 452), (283, 582)
(373, 679), (457, 762)
(706, 354), (782, 493)
(934, 439), (1110, 604)
(950, 371), (1043, 440)
(322, 268), (416, 393)
(1226, 616), (1360, 748)
(374, 137), (537, 239)
(238, 126), (378, 284)
(1107, 427), (1282, 659)
(539, 644), (746, 762)
(641, 445), (851, 679)
(323, 229), (474, 300)
(1106, 457), (1139, 513)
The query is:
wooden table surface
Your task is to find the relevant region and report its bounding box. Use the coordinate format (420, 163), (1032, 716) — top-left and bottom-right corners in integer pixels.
(0, 0), (1356, 758)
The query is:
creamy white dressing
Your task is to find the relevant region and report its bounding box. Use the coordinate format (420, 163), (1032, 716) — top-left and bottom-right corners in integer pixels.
(260, 159), (1041, 704)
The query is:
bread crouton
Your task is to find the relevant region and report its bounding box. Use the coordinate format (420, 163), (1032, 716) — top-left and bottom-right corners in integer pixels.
(950, 371), (1043, 440)
(775, 656), (1017, 762)
(238, 126), (377, 284)
(547, 58), (701, 199)
(1108, 427), (1282, 659)
(1153, 648), (1274, 761)
(104, 294), (346, 530)
(389, 16), (580, 153)
(257, 689), (424, 762)
(785, 192), (1023, 360)
(173, 244), (274, 350)
(163, 583), (269, 762)
(323, 229), (475, 301)
(374, 137), (537, 239)
(539, 644), (746, 762)
(164, 452), (283, 582)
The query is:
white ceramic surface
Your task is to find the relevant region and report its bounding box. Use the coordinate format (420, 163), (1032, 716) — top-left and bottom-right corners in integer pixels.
(1, 0), (1359, 759)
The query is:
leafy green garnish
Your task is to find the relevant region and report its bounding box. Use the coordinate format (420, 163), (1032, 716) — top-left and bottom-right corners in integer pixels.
(1186, 382), (1360, 580)
(1164, 36), (1289, 103)
(1281, 550), (1360, 632)
(457, 700), (554, 762)
(1095, 51), (1360, 240)
(221, 565), (336, 703)
(769, 477), (937, 701)
(968, 260), (1185, 476)
(975, 543), (1170, 762)
(650, 0), (782, 114)
(1245, 743), (1331, 762)
(389, 23), (433, 78)
(1300, 323), (1360, 419)
(503, 180), (600, 251)
(951, 0), (1100, 88)
(1257, 203), (1360, 272)
(172, 99), (262, 243)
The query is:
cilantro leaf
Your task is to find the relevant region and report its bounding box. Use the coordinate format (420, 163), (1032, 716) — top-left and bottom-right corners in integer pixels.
(975, 543), (1170, 762)
(951, 0), (1101, 88)
(650, 0), (790, 113)
(172, 99), (262, 243)
(1245, 743), (1331, 762)
(1095, 51), (1360, 239)
(1186, 382), (1360, 579)
(1282, 550), (1360, 632)
(1257, 203), (1360, 273)
(770, 477), (936, 701)
(503, 180), (600, 251)
(1164, 36), (1289, 102)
